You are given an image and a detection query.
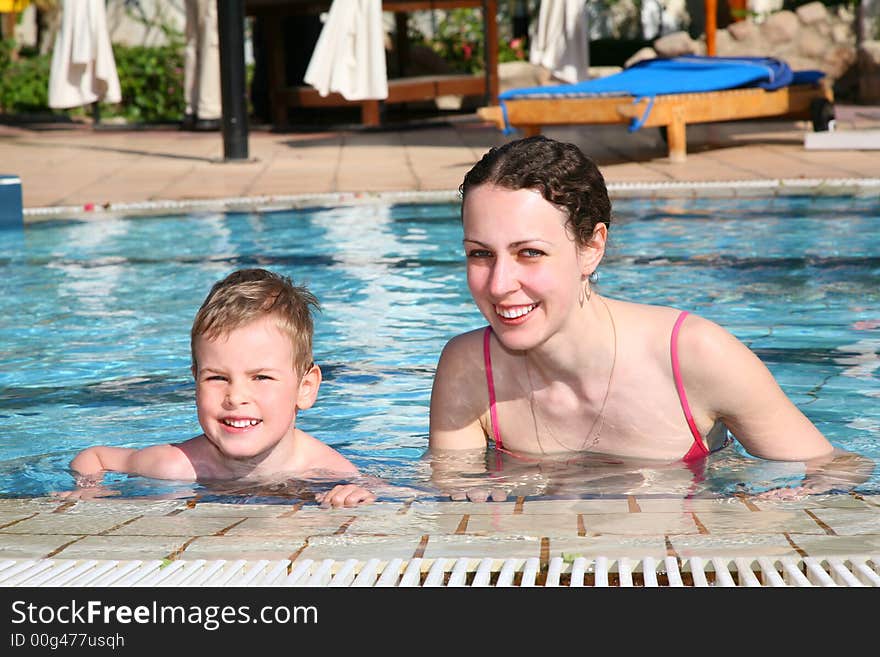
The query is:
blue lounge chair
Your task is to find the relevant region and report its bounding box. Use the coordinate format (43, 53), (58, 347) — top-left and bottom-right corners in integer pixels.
(479, 56), (834, 162)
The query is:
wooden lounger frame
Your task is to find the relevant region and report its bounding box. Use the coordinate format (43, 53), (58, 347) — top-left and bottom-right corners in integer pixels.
(478, 80), (834, 163)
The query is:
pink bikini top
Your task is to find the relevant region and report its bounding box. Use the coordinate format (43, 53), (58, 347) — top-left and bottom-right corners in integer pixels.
(483, 310), (719, 462)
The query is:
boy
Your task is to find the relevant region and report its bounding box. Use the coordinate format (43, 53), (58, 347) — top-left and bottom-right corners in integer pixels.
(69, 268), (375, 508)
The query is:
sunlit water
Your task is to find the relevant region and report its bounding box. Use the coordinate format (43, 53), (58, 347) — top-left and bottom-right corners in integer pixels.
(1, 195), (878, 501)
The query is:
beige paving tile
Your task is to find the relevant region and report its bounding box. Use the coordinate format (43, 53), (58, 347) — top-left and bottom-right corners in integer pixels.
(223, 516), (351, 538)
(579, 512), (700, 535)
(0, 498), (65, 514)
(422, 535), (542, 559)
(668, 534), (800, 558)
(181, 502), (294, 517)
(60, 500), (187, 516)
(693, 510), (827, 535)
(0, 534), (87, 559)
(808, 509), (880, 535)
(635, 497), (750, 513)
(297, 535), (424, 561)
(519, 499), (630, 514)
(750, 495), (874, 511)
(0, 512), (42, 528)
(105, 516), (245, 537)
(465, 513), (578, 536)
(345, 510), (464, 536)
(861, 495), (880, 508)
(409, 501), (518, 515)
(181, 536), (307, 561)
(0, 513), (141, 535)
(548, 536), (668, 560)
(787, 534), (880, 556)
(52, 535), (187, 560)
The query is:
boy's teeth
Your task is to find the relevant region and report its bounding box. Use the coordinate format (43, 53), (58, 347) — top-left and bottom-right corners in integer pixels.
(497, 304), (536, 319)
(223, 419), (260, 428)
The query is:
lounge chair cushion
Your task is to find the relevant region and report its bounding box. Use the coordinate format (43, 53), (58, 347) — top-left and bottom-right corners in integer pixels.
(500, 56), (824, 100)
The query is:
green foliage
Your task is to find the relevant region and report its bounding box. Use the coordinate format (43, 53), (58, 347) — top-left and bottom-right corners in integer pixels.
(412, 9), (528, 75)
(0, 37), (187, 123)
(108, 43), (185, 123)
(0, 40), (52, 113)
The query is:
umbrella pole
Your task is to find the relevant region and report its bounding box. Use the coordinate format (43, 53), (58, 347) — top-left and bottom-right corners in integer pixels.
(217, 0), (249, 161)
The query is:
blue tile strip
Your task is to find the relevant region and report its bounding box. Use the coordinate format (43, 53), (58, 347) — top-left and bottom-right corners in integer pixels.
(0, 175), (23, 229)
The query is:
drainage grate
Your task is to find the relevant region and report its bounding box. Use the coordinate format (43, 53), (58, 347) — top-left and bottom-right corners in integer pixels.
(1, 556), (878, 587)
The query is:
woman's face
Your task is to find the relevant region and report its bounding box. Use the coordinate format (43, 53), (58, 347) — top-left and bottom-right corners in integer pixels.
(462, 184), (591, 351)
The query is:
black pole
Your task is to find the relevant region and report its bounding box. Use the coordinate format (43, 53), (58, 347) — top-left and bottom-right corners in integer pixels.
(217, 0), (249, 161)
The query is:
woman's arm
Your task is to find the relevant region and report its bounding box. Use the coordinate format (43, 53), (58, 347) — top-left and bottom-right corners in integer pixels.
(429, 332), (492, 451)
(677, 314), (834, 461)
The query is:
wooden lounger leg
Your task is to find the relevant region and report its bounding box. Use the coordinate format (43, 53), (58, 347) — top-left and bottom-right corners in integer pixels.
(521, 125), (542, 138)
(361, 101), (381, 127)
(666, 107), (687, 163)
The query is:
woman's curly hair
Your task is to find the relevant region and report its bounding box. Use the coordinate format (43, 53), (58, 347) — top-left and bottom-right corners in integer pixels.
(460, 136), (611, 245)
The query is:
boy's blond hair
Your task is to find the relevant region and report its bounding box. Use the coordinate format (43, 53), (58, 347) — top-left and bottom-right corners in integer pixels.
(191, 268), (319, 376)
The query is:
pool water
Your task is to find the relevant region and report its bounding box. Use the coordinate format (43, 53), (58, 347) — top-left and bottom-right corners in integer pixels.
(1, 195), (878, 499)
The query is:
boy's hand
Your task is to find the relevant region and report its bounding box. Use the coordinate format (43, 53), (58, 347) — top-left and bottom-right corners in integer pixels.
(316, 484), (376, 508)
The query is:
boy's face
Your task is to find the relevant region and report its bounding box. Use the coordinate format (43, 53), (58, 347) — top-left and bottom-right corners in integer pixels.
(192, 316), (319, 463)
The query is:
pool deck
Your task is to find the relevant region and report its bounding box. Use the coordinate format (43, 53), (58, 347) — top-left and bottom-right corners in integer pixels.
(4, 103), (880, 214)
(2, 109), (880, 582)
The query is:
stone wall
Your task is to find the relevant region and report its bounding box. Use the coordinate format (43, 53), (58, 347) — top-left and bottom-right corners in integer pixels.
(626, 2), (879, 102)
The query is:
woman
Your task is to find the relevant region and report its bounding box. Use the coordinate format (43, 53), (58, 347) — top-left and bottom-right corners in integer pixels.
(429, 136), (863, 498)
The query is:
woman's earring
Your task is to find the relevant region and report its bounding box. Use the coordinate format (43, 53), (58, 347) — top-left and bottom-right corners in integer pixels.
(579, 276), (587, 307)
(585, 270), (599, 302)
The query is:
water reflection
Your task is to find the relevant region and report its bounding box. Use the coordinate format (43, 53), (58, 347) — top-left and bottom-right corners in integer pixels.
(425, 446), (871, 500)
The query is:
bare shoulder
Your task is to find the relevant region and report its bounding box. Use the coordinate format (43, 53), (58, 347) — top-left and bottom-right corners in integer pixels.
(437, 327), (487, 363)
(673, 311), (755, 377)
(430, 327), (491, 449)
(296, 431), (358, 475)
(604, 298), (692, 351)
(131, 442), (198, 481)
(434, 329), (486, 395)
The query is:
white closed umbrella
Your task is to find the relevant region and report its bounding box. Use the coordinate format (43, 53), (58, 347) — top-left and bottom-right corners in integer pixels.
(530, 0), (590, 84)
(48, 0), (122, 109)
(303, 0), (388, 101)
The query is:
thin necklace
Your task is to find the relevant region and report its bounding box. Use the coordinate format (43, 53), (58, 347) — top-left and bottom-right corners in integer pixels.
(525, 296), (617, 453)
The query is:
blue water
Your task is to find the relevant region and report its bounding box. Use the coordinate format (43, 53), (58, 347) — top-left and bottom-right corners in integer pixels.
(1, 196), (878, 499)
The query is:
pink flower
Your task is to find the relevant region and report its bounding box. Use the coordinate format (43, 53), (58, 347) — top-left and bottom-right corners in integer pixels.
(462, 43), (472, 60)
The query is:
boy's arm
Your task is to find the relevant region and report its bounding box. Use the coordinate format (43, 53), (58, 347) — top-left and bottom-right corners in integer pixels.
(70, 444), (195, 485)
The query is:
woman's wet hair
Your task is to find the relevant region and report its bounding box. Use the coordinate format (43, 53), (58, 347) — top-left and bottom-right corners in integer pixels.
(460, 135), (611, 245)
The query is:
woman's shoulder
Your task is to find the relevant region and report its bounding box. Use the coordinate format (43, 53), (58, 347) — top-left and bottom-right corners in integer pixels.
(439, 326), (488, 358)
(606, 298), (690, 338)
(605, 298), (735, 366)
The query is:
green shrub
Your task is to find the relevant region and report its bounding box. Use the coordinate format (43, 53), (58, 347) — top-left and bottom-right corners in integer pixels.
(0, 39), (52, 113)
(109, 42), (185, 123)
(0, 38), (186, 123)
(412, 9), (528, 75)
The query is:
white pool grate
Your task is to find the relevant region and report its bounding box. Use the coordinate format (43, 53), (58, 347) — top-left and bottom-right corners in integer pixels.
(1, 556), (878, 587)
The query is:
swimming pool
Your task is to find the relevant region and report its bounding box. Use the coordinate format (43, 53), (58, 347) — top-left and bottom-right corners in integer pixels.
(1, 195), (878, 499)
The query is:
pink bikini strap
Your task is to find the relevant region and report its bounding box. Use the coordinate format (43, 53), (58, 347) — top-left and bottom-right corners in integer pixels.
(483, 326), (503, 449)
(671, 311), (709, 460)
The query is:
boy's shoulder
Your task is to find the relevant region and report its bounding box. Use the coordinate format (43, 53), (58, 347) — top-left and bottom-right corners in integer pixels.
(295, 430), (358, 475)
(129, 442), (198, 480)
